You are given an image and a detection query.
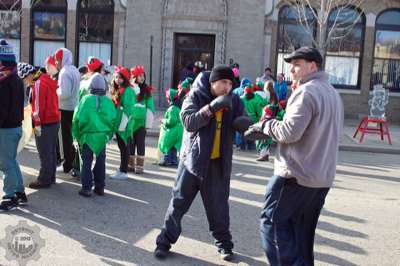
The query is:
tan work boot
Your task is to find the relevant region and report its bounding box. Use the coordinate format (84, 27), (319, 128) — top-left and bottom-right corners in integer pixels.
(128, 155), (136, 172)
(135, 155), (145, 174)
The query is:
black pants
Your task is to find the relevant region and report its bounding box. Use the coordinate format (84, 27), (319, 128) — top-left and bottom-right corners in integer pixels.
(129, 127), (146, 156)
(35, 122), (60, 185)
(117, 134), (130, 173)
(60, 110), (75, 172)
(156, 159), (233, 251)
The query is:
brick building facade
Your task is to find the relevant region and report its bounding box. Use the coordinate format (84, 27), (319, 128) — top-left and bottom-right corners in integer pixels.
(2, 0), (399, 121)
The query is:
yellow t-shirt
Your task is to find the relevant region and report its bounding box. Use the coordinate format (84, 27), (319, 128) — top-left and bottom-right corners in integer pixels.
(210, 111), (223, 159)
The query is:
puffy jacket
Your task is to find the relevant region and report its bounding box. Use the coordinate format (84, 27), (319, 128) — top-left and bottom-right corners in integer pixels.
(32, 73), (60, 126)
(115, 86), (141, 144)
(158, 105), (183, 154)
(72, 95), (118, 155)
(240, 93), (265, 123)
(56, 48), (80, 111)
(131, 90), (156, 133)
(180, 71), (244, 179)
(0, 72), (24, 128)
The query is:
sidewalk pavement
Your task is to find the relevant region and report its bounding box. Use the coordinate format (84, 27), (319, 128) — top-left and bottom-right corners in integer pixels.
(148, 111), (400, 154)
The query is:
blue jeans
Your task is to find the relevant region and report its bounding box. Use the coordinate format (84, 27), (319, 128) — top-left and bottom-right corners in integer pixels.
(260, 175), (329, 266)
(160, 147), (178, 165)
(80, 144), (106, 191)
(156, 160), (233, 251)
(0, 127), (24, 198)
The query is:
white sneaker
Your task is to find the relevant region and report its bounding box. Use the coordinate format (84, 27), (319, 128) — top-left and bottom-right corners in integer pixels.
(56, 165), (64, 172)
(110, 171), (128, 180)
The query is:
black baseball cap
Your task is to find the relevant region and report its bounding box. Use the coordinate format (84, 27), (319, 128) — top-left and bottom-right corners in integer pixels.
(284, 47), (323, 65)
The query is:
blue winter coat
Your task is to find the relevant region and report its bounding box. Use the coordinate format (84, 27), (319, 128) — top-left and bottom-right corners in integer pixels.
(180, 71), (244, 179)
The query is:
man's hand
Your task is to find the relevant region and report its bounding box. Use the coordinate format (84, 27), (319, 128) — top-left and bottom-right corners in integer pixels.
(244, 120), (269, 141)
(209, 95), (232, 113)
(232, 116), (253, 133)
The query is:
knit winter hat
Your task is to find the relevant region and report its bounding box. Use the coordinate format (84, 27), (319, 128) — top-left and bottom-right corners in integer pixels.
(131, 65), (145, 78)
(232, 67), (240, 78)
(0, 39), (16, 62)
(209, 65), (235, 83)
(17, 62), (36, 80)
(89, 73), (106, 93)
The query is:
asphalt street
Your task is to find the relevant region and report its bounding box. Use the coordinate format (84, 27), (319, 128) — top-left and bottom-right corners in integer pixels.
(0, 136), (399, 266)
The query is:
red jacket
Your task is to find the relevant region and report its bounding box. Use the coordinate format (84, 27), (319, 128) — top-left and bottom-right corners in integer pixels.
(32, 74), (61, 126)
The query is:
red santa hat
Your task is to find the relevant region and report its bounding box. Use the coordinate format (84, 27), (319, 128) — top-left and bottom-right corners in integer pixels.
(87, 57), (103, 72)
(54, 48), (63, 62)
(131, 65), (145, 78)
(45, 56), (56, 68)
(244, 85), (253, 94)
(114, 65), (131, 81)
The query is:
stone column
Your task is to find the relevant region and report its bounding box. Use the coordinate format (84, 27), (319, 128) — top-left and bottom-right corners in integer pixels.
(20, 8), (30, 63)
(66, 0), (77, 64)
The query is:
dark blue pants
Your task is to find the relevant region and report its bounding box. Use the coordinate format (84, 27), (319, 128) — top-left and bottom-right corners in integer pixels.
(156, 159), (233, 251)
(35, 122), (60, 185)
(160, 147), (178, 165)
(80, 144), (106, 191)
(260, 175), (329, 266)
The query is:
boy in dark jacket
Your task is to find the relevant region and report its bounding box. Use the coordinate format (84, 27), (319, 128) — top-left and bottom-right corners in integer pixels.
(0, 39), (27, 211)
(155, 65), (252, 261)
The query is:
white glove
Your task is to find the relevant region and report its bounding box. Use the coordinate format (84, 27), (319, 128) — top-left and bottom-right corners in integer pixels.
(34, 126), (42, 137)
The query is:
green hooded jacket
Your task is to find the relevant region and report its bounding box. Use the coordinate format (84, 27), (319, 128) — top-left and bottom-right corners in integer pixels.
(158, 105), (183, 154)
(240, 93), (265, 123)
(116, 86), (140, 144)
(72, 95), (118, 155)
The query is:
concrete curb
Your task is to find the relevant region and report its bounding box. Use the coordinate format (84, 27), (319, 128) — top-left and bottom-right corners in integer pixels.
(147, 130), (400, 154)
(339, 144), (400, 154)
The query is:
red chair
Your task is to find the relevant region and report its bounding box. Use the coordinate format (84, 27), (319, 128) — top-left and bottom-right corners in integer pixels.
(353, 116), (392, 145)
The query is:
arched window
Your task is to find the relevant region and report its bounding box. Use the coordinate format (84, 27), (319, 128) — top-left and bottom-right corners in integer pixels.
(0, 0), (21, 61)
(31, 0), (67, 66)
(77, 0), (114, 66)
(372, 9), (400, 92)
(277, 5), (316, 80)
(325, 7), (365, 88)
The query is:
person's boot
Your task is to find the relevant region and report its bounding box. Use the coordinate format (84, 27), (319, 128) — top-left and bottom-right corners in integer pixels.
(128, 155), (136, 172)
(135, 156), (145, 174)
(256, 154), (269, 162)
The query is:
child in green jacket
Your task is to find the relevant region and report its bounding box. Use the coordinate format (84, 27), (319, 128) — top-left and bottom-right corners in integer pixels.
(110, 66), (137, 180)
(72, 73), (118, 197)
(158, 88), (183, 166)
(256, 81), (286, 161)
(239, 84), (265, 150)
(128, 65), (156, 174)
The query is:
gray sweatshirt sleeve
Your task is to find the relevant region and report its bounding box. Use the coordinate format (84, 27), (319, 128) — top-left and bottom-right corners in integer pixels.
(57, 70), (73, 101)
(263, 90), (314, 144)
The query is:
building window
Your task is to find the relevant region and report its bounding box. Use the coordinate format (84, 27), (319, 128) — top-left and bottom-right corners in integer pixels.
(372, 9), (400, 92)
(325, 7), (365, 88)
(77, 0), (114, 66)
(31, 0), (67, 66)
(277, 5), (316, 81)
(0, 0), (21, 61)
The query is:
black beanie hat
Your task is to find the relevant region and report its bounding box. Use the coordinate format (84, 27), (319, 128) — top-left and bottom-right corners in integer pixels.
(209, 65), (235, 83)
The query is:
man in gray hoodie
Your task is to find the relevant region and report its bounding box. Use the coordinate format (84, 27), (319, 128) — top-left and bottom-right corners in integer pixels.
(54, 48), (80, 174)
(246, 47), (344, 266)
